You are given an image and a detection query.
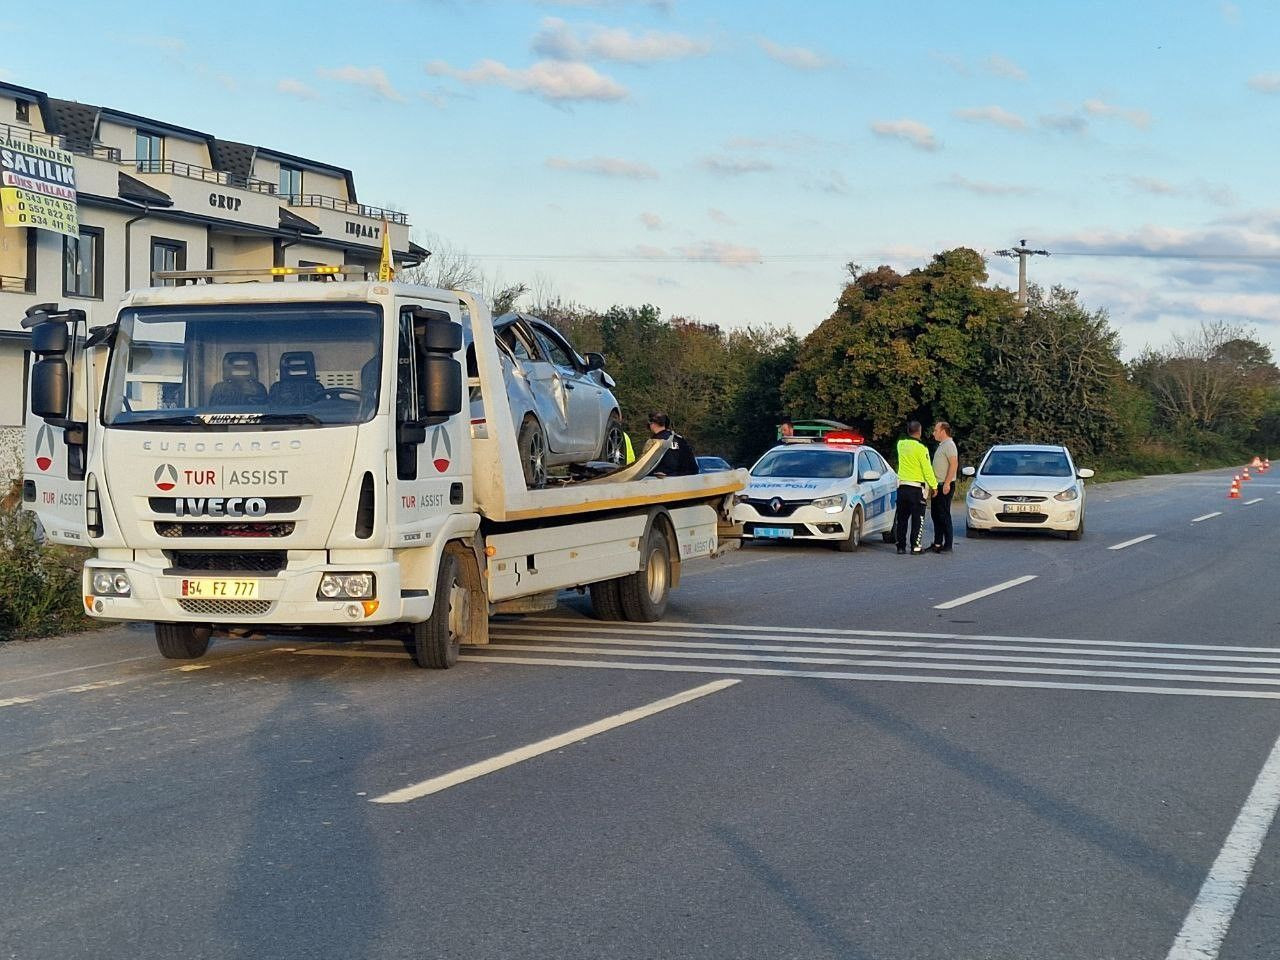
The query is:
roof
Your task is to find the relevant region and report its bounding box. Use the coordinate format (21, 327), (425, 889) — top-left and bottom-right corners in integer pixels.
(0, 80), (44, 103)
(278, 206), (321, 235)
(209, 139), (256, 181)
(117, 172), (173, 207)
(43, 98), (99, 151)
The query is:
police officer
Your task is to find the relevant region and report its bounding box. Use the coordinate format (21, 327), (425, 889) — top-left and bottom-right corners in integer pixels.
(647, 413), (698, 475)
(894, 420), (939, 555)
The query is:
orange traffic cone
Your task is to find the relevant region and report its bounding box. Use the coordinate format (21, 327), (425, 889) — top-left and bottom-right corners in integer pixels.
(1242, 468), (1251, 481)
(1251, 456), (1263, 468)
(1229, 479), (1241, 499)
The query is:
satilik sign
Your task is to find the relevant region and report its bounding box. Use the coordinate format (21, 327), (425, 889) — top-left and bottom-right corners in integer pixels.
(1, 139), (78, 236)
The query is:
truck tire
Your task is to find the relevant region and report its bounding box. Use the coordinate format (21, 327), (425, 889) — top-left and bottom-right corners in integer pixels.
(518, 416), (548, 489)
(836, 508), (862, 553)
(589, 578), (626, 620)
(411, 550), (468, 669)
(155, 622), (211, 660)
(619, 526), (673, 622)
(598, 411), (625, 465)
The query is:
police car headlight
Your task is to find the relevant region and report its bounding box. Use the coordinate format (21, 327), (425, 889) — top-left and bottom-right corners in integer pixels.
(318, 572), (375, 600)
(1054, 487), (1079, 501)
(969, 485), (992, 500)
(91, 569), (131, 596)
(813, 494), (846, 513)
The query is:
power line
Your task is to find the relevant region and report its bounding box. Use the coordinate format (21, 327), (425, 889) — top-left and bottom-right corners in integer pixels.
(455, 249), (1280, 265)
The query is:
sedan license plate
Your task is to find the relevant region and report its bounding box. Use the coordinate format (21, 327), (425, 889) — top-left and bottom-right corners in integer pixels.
(755, 527), (794, 539)
(1003, 504), (1040, 514)
(182, 578), (259, 599)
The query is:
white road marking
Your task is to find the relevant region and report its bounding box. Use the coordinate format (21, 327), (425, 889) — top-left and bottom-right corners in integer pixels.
(933, 575), (1038, 610)
(0, 676), (139, 708)
(1244, 498), (1263, 505)
(1109, 534), (1157, 550)
(1191, 512), (1221, 523)
(0, 695), (37, 708)
(370, 679), (739, 804)
(0, 655), (154, 687)
(1165, 730), (1280, 960)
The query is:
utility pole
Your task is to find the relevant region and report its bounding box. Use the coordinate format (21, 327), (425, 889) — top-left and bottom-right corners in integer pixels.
(994, 239), (1050, 310)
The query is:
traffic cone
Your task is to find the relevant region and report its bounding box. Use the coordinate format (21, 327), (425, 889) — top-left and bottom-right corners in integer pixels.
(1251, 455), (1262, 468)
(1242, 468), (1251, 481)
(1228, 478), (1241, 499)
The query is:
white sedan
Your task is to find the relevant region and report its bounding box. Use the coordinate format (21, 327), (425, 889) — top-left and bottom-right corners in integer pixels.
(963, 444), (1094, 540)
(734, 438), (899, 552)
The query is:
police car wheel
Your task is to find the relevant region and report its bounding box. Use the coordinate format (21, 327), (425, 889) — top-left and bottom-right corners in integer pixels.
(836, 509), (862, 552)
(155, 622), (211, 660)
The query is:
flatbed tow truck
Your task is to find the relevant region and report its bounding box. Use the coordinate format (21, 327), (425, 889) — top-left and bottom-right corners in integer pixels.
(21, 267), (745, 667)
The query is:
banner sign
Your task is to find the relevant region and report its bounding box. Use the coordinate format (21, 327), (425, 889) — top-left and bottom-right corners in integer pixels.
(1, 139), (79, 236)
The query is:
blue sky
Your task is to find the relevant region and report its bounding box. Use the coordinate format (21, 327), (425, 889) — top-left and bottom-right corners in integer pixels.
(6, 0), (1280, 357)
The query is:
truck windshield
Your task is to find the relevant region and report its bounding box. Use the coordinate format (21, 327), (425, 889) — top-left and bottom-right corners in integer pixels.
(752, 449), (854, 479)
(103, 303), (382, 428)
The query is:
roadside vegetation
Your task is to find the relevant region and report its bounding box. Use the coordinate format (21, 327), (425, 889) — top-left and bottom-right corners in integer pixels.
(0, 493), (91, 641)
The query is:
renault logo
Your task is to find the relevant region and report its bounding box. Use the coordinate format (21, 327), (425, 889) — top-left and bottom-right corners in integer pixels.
(154, 464), (178, 491)
(769, 497), (784, 514)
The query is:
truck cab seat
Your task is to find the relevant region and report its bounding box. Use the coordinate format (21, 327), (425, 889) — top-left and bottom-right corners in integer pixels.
(209, 352), (267, 406)
(269, 351), (326, 406)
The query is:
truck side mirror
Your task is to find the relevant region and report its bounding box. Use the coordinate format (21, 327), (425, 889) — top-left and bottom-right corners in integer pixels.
(31, 356), (70, 419)
(31, 320), (69, 356)
(421, 355), (463, 421)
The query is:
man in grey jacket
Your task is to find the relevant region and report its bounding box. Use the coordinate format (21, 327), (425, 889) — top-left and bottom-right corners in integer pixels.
(930, 421), (958, 553)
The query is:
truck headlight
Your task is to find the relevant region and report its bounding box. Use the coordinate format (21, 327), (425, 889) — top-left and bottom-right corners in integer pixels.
(318, 572), (375, 600)
(812, 494), (846, 513)
(91, 569), (131, 596)
(969, 486), (992, 501)
(1054, 487), (1079, 501)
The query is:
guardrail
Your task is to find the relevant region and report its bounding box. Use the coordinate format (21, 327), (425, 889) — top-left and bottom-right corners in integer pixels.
(124, 159), (278, 195)
(287, 194), (409, 224)
(0, 122), (121, 162)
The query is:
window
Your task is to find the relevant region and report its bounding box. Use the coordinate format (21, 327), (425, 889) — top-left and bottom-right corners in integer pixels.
(497, 324), (534, 362)
(15, 100), (30, 123)
(151, 238), (187, 286)
(279, 165), (302, 199)
(532, 328), (573, 368)
(63, 226), (103, 299)
(135, 131), (163, 173)
(24, 228), (36, 293)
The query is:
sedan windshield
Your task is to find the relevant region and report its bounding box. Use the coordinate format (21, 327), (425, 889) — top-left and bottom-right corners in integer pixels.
(103, 303), (382, 428)
(981, 450), (1072, 477)
(752, 449), (854, 479)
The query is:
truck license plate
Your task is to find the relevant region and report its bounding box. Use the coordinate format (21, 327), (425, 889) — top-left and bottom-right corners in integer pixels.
(755, 527), (793, 539)
(1003, 504), (1039, 514)
(182, 578), (259, 599)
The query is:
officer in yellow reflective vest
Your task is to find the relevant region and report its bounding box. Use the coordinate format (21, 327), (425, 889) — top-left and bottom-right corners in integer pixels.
(894, 420), (939, 555)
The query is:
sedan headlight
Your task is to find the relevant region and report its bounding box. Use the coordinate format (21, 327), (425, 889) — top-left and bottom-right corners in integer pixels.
(969, 485), (992, 501)
(318, 572), (376, 600)
(1054, 487), (1080, 501)
(90, 568), (131, 596)
(812, 494), (847, 513)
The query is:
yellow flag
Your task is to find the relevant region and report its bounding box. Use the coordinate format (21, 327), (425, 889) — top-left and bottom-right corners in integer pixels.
(377, 218), (394, 281)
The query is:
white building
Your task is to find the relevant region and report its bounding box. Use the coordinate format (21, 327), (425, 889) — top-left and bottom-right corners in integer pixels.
(0, 80), (424, 480)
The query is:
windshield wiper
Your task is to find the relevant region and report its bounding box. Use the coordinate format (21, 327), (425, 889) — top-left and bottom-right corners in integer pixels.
(252, 413), (324, 425)
(115, 414), (206, 426)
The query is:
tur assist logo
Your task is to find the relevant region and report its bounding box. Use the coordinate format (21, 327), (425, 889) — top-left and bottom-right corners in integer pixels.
(34, 423), (55, 471)
(153, 464), (178, 491)
(431, 425), (451, 473)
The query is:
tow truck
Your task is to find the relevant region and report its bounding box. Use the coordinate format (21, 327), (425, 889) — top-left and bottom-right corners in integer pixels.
(20, 267), (745, 667)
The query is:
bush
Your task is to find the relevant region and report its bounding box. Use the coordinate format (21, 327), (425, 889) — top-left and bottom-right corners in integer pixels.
(0, 504), (91, 640)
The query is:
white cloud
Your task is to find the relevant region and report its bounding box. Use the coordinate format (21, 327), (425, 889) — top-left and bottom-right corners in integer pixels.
(757, 39), (835, 71)
(984, 54), (1027, 81)
(1222, 2), (1241, 23)
(1247, 73), (1280, 93)
(546, 155), (658, 179)
(945, 174), (1033, 196)
(803, 169), (849, 195)
(532, 18), (708, 63)
(677, 241), (764, 267)
(707, 208), (736, 225)
(953, 105), (1027, 131)
(1125, 176), (1179, 196)
(699, 156), (775, 175)
(317, 65), (405, 103)
(1082, 98), (1151, 129)
(277, 78), (320, 101)
(426, 58), (628, 102)
(1040, 113), (1088, 135)
(870, 119), (940, 152)
(639, 211), (664, 229)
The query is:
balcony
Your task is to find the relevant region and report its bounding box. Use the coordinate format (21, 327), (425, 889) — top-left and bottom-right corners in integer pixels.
(286, 195), (408, 225)
(0, 121), (120, 162)
(123, 159), (278, 194)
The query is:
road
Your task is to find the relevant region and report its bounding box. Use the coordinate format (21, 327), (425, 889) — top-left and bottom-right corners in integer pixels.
(2, 467), (1278, 960)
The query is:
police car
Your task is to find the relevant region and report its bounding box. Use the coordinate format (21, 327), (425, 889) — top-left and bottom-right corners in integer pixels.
(733, 432), (899, 551)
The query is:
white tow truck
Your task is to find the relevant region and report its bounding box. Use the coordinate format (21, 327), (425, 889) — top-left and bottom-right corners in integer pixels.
(21, 268), (745, 667)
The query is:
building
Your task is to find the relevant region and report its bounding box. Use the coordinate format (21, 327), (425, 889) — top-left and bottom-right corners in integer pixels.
(0, 80), (425, 480)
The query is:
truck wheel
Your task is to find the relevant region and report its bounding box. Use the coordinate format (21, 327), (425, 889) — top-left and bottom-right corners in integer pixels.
(598, 412), (625, 465)
(589, 578), (626, 620)
(518, 417), (548, 489)
(620, 526), (673, 622)
(412, 550), (468, 669)
(836, 508), (862, 552)
(155, 622), (211, 660)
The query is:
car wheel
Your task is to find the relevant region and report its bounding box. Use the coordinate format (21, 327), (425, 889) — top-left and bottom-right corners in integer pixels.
(881, 529), (895, 544)
(837, 508), (862, 553)
(518, 416), (548, 489)
(1066, 514), (1084, 541)
(965, 524), (982, 539)
(598, 412), (625, 465)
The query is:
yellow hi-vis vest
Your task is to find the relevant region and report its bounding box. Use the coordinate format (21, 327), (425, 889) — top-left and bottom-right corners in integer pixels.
(623, 432), (636, 465)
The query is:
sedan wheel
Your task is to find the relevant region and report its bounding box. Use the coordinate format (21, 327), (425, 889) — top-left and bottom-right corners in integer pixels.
(518, 417), (548, 488)
(600, 414), (625, 464)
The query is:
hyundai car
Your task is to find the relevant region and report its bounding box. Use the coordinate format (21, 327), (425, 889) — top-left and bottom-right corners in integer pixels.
(963, 444), (1094, 539)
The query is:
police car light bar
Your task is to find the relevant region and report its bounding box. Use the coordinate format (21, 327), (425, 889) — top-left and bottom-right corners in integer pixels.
(823, 431), (864, 446)
(151, 264), (370, 284)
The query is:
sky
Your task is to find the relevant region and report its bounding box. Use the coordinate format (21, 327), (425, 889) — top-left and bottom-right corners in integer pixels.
(5, 0), (1280, 358)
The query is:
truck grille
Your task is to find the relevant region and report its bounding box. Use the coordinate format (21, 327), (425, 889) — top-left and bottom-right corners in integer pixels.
(155, 521), (295, 538)
(168, 551), (287, 573)
(178, 598), (273, 617)
(149, 497), (301, 515)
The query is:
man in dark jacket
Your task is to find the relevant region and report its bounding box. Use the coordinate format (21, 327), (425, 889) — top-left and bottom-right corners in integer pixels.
(647, 412), (699, 475)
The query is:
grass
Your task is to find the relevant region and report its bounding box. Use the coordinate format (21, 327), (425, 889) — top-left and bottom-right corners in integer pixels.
(0, 504), (92, 641)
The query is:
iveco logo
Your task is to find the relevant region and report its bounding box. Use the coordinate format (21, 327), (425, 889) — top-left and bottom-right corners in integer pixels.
(154, 464), (178, 491)
(769, 497), (784, 514)
(174, 497), (268, 518)
(431, 425), (452, 473)
(34, 423), (55, 471)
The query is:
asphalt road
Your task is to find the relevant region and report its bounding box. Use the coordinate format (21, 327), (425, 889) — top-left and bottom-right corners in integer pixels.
(2, 467), (1278, 960)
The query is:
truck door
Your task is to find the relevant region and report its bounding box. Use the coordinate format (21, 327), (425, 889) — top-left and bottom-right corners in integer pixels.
(23, 345), (89, 546)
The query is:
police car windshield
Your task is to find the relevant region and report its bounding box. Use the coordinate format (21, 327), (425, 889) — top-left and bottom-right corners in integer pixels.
(103, 303), (382, 429)
(753, 449), (854, 479)
(981, 450), (1072, 477)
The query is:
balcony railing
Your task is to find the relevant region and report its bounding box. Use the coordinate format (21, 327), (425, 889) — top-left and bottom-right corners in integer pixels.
(124, 159), (278, 194)
(0, 122), (120, 162)
(0, 275), (35, 295)
(286, 194), (409, 225)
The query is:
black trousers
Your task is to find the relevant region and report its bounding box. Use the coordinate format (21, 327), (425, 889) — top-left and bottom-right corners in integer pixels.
(931, 485), (954, 549)
(895, 484), (927, 551)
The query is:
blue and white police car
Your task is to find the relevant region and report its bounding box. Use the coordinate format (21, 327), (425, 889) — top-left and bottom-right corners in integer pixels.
(733, 433), (899, 551)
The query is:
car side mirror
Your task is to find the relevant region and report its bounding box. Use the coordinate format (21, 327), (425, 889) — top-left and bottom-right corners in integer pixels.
(584, 352), (606, 372)
(1076, 468), (1095, 479)
(859, 470), (881, 482)
(961, 466), (976, 478)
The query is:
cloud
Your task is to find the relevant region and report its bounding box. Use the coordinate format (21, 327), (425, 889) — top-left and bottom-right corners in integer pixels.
(803, 169), (849, 194)
(639, 211), (664, 230)
(677, 241), (764, 267)
(426, 58), (628, 102)
(1222, 1), (1241, 23)
(984, 54), (1027, 81)
(317, 65), (405, 102)
(1050, 216), (1280, 263)
(757, 39), (835, 71)
(1040, 112), (1088, 135)
(532, 18), (708, 63)
(277, 78), (320, 101)
(1082, 98), (1151, 129)
(953, 105), (1027, 131)
(870, 119), (940, 151)
(1125, 176), (1178, 196)
(1116, 176), (1236, 207)
(707, 208), (736, 225)
(945, 174), (1033, 196)
(546, 155), (658, 179)
(1247, 73), (1280, 93)
(699, 156), (775, 175)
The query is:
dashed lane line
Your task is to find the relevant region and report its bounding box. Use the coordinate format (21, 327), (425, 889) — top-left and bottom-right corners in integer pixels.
(1191, 512), (1222, 523)
(0, 655), (154, 687)
(1109, 534), (1158, 551)
(932, 575), (1038, 610)
(1244, 497), (1263, 505)
(369, 678), (739, 804)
